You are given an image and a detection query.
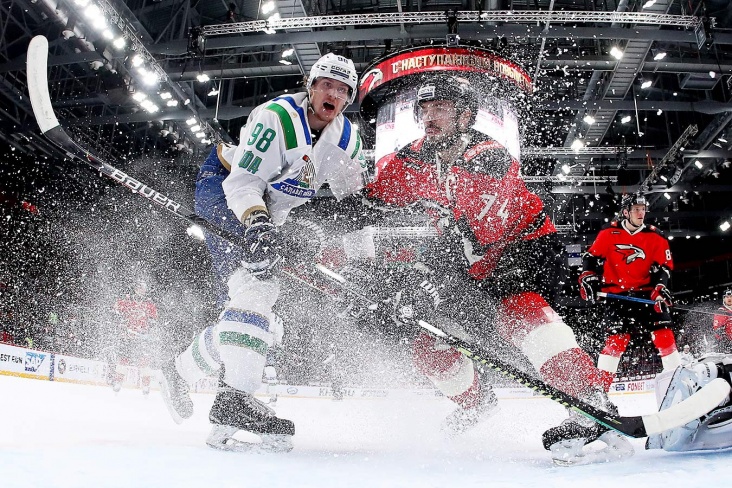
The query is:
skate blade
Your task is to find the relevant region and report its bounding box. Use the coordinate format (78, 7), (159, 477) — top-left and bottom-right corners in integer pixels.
(551, 432), (634, 467)
(206, 426), (293, 453)
(442, 404), (501, 437)
(156, 371), (187, 425)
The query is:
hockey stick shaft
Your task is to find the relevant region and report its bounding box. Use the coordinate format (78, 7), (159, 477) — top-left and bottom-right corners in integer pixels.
(312, 266), (731, 438)
(598, 292), (732, 317)
(26, 35), (730, 439)
(26, 36), (251, 250)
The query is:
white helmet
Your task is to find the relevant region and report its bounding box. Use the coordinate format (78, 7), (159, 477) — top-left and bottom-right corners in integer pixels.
(307, 53), (358, 105)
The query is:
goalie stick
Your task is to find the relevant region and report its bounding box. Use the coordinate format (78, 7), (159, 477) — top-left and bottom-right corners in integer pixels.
(25, 34), (731, 440)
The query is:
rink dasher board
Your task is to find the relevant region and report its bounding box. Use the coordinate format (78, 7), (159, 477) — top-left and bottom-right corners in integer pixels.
(0, 343), (655, 400)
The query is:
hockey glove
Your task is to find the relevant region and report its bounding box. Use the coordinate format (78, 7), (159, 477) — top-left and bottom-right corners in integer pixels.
(242, 211), (281, 277)
(651, 284), (673, 314)
(578, 271), (601, 303)
(279, 218), (327, 266)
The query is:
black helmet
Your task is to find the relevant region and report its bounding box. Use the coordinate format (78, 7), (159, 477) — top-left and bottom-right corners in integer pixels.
(414, 75), (479, 124)
(620, 193), (647, 213)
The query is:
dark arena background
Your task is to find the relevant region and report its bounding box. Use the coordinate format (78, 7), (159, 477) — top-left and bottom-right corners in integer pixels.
(3, 0), (732, 390)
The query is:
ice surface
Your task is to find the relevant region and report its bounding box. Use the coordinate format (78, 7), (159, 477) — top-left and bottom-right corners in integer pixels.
(1, 375), (731, 488)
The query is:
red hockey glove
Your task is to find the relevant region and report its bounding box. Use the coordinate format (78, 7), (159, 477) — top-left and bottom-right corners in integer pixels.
(651, 284), (673, 314)
(578, 271), (600, 303)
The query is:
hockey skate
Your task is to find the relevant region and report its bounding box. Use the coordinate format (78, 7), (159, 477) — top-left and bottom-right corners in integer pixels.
(442, 387), (499, 436)
(542, 388), (634, 466)
(157, 359), (194, 424)
(206, 386), (295, 453)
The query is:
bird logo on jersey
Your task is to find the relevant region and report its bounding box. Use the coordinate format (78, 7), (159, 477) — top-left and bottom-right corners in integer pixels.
(615, 244), (646, 264)
(359, 68), (384, 93)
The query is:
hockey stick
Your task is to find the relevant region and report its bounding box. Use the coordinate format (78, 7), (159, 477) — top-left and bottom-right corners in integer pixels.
(598, 292), (732, 317)
(26, 36), (252, 251)
(26, 35), (731, 439)
(311, 265), (731, 438)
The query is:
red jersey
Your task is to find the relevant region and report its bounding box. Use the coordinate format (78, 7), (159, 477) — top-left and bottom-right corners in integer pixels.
(115, 297), (157, 334)
(587, 221), (673, 293)
(713, 306), (732, 341)
(366, 132), (555, 280)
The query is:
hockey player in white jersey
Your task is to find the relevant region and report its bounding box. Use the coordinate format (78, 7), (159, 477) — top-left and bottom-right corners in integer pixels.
(157, 53), (366, 452)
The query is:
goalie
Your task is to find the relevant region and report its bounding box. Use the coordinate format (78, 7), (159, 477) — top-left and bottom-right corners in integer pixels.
(648, 356), (732, 452)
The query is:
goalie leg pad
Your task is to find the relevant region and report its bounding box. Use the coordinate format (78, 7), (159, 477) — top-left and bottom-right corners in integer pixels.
(646, 361), (732, 451)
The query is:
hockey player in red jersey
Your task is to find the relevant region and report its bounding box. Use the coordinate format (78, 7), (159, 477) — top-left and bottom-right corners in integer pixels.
(578, 194), (680, 390)
(364, 75), (632, 464)
(712, 289), (732, 352)
(111, 280), (159, 394)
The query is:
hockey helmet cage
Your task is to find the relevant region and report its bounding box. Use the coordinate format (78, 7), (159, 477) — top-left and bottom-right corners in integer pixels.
(620, 193), (647, 212)
(307, 53), (358, 105)
(414, 75), (479, 124)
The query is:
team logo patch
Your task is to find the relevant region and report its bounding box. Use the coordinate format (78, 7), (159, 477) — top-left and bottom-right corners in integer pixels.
(271, 155), (317, 199)
(615, 244), (646, 264)
(359, 68), (384, 92)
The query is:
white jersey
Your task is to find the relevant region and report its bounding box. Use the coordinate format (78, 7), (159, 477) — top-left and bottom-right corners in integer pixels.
(222, 92), (366, 225)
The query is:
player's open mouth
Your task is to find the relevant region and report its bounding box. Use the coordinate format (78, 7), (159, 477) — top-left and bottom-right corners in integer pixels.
(323, 102), (335, 111)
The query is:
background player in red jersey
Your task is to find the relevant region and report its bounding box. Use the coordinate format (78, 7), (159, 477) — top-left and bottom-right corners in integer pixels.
(110, 280), (159, 394)
(712, 289), (732, 352)
(364, 75), (632, 464)
(577, 194), (680, 391)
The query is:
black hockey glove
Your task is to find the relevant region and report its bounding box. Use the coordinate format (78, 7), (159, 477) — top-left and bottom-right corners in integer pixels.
(279, 218), (327, 266)
(651, 284), (673, 314)
(242, 211), (281, 277)
(578, 271), (601, 303)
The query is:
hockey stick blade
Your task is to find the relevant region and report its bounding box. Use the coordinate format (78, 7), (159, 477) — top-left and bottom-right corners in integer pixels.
(313, 265), (731, 438)
(448, 332), (730, 437)
(26, 35), (248, 250)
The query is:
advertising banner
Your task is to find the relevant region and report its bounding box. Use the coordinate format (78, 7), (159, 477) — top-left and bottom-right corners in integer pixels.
(0, 343), (51, 380)
(52, 354), (108, 385)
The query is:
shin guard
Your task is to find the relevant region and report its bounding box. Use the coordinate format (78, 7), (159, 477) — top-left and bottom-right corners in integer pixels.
(652, 328), (681, 371)
(597, 334), (631, 391)
(412, 332), (482, 409)
(498, 291), (604, 397)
